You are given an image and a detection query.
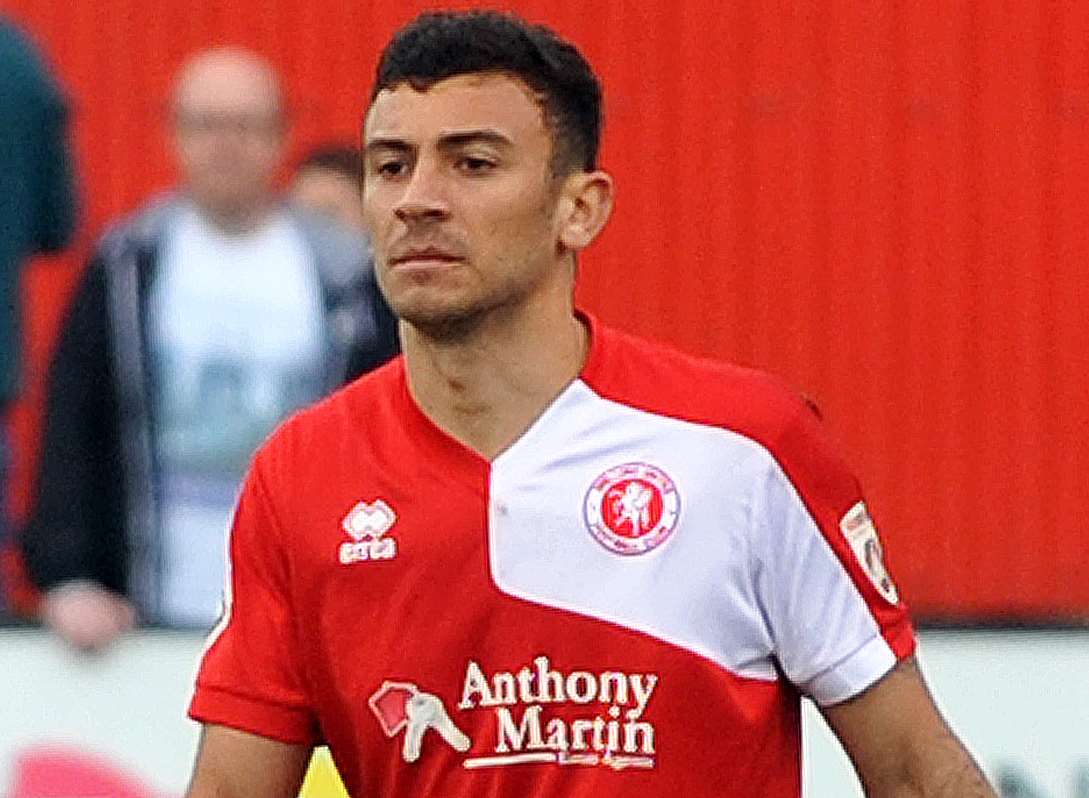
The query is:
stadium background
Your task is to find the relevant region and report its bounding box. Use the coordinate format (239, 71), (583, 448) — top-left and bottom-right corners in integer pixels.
(6, 0), (1088, 622)
(0, 1), (1086, 795)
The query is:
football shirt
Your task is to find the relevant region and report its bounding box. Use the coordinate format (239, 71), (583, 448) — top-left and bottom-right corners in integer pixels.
(190, 315), (914, 797)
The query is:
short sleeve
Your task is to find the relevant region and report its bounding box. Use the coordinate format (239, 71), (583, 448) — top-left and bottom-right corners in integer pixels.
(752, 405), (915, 707)
(187, 458), (320, 744)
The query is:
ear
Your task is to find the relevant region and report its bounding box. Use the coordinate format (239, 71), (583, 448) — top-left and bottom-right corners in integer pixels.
(556, 170), (614, 252)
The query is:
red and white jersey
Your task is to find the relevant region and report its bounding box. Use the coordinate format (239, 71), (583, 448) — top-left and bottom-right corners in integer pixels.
(189, 316), (914, 797)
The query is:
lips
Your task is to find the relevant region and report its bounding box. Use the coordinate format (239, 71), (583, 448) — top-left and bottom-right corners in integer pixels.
(389, 246), (464, 267)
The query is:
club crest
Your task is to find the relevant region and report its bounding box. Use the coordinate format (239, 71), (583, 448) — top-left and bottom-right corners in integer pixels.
(584, 463), (680, 555)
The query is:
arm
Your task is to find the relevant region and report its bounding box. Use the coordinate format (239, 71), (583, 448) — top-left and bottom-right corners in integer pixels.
(33, 88), (77, 254)
(747, 399), (992, 793)
(15, 25), (78, 254)
(185, 724), (311, 798)
(21, 255), (134, 648)
(822, 656), (997, 797)
(22, 256), (128, 593)
(188, 459), (321, 784)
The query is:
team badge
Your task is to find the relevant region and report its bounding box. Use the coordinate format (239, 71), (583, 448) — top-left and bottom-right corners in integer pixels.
(583, 463), (680, 555)
(839, 501), (899, 604)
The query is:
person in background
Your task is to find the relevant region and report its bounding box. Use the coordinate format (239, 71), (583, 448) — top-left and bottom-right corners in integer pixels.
(290, 146), (393, 363)
(0, 18), (77, 612)
(291, 144), (367, 232)
(20, 46), (398, 650)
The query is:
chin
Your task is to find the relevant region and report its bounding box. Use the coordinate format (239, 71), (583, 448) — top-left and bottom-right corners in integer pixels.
(392, 296), (500, 342)
(398, 307), (485, 341)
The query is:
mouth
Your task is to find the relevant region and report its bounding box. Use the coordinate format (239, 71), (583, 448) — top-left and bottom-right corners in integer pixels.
(389, 247), (465, 271)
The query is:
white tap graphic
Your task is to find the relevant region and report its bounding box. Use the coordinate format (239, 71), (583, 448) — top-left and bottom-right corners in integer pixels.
(401, 690), (472, 763)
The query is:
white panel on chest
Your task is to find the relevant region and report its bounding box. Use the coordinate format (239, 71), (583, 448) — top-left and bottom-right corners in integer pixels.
(487, 381), (779, 679)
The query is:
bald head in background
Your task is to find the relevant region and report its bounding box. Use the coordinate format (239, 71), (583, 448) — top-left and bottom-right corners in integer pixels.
(171, 47), (287, 232)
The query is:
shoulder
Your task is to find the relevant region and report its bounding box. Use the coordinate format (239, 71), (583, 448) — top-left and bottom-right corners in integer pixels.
(94, 193), (181, 261)
(252, 356), (404, 481)
(582, 320), (860, 509)
(582, 320), (812, 454)
(287, 204), (372, 288)
(0, 22), (50, 90)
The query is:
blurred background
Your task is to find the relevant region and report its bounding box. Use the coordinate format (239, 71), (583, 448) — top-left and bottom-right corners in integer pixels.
(0, 1), (1085, 797)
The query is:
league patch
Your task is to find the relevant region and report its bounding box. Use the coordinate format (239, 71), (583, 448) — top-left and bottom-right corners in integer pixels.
(839, 501), (899, 604)
(584, 463), (680, 555)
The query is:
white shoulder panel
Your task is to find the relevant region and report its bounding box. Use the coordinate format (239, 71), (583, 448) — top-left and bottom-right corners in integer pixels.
(488, 379), (894, 698)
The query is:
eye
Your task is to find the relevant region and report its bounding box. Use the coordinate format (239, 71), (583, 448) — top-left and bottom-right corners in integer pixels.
(376, 159), (407, 178)
(457, 156), (496, 174)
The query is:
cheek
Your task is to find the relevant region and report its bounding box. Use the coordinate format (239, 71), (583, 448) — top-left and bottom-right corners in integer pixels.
(174, 134), (206, 170)
(475, 181), (552, 237)
(362, 187), (396, 237)
(245, 138), (283, 171)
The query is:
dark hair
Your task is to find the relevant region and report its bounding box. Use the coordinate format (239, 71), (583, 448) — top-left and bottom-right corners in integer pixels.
(296, 144), (362, 183)
(371, 10), (602, 175)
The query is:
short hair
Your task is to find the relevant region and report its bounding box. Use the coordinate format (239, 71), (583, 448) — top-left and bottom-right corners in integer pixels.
(370, 10), (602, 175)
(296, 144), (362, 183)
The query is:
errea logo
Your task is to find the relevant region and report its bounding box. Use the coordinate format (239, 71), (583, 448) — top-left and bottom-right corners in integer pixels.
(339, 499), (398, 564)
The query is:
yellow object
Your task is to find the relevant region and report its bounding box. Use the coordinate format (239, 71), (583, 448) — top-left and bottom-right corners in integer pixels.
(299, 746), (350, 798)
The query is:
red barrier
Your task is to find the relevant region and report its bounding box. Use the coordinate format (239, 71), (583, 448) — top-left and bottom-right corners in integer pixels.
(5, 1), (1088, 621)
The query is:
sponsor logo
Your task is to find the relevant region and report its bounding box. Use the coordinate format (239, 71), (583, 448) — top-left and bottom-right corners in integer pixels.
(840, 501), (899, 604)
(584, 463), (680, 555)
(369, 682), (471, 763)
(339, 500), (397, 564)
(371, 656), (659, 771)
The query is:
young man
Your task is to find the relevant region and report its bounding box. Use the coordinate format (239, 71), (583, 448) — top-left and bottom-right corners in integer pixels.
(186, 11), (997, 797)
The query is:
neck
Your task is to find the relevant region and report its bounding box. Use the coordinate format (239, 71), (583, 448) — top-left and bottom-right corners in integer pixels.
(403, 292), (589, 461)
(196, 198), (274, 235)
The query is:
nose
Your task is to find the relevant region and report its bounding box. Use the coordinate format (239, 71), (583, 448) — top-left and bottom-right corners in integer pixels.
(394, 160), (450, 224)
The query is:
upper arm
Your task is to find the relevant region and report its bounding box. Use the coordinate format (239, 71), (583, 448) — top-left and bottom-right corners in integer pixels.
(185, 724), (311, 798)
(188, 457), (321, 745)
(752, 405), (915, 705)
(821, 656), (997, 797)
(23, 34), (77, 253)
(23, 258), (123, 591)
(33, 93), (77, 253)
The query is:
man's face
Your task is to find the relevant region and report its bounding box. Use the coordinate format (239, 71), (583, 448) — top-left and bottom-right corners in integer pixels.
(292, 167), (366, 232)
(362, 73), (566, 335)
(172, 54), (285, 220)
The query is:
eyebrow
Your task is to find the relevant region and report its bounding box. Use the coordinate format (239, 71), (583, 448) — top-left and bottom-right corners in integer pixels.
(364, 129), (514, 155)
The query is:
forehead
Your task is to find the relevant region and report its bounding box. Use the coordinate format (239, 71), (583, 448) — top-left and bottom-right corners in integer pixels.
(175, 58), (281, 116)
(293, 167), (358, 193)
(364, 72), (548, 145)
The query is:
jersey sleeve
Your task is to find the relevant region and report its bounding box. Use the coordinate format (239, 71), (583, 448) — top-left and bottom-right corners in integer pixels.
(187, 455), (320, 744)
(751, 403), (916, 707)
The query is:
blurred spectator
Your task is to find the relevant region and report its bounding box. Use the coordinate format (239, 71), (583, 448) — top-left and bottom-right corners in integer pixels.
(20, 47), (399, 650)
(291, 144), (365, 232)
(0, 19), (77, 610)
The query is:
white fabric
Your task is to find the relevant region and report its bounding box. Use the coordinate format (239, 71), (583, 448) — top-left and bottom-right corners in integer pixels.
(488, 379), (894, 704)
(149, 205), (325, 627)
